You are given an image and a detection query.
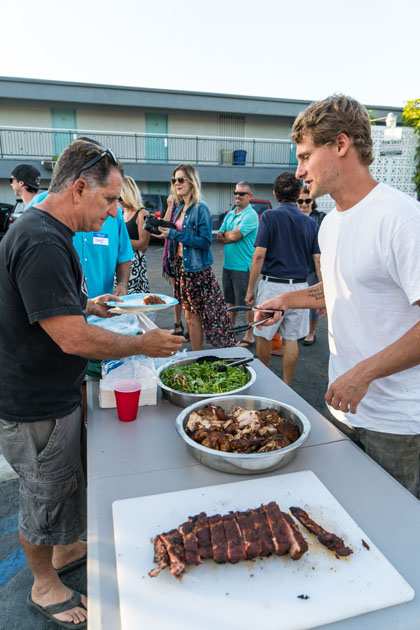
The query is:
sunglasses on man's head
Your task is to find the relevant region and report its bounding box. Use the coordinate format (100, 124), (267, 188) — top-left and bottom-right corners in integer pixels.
(297, 198), (312, 205)
(171, 177), (188, 185)
(76, 148), (118, 180)
(234, 191), (249, 196)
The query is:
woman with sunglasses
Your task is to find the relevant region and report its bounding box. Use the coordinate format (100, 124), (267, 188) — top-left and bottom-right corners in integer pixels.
(297, 187), (326, 345)
(155, 164), (234, 350)
(120, 176), (150, 293)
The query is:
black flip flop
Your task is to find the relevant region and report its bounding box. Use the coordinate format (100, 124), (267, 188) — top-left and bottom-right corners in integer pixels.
(27, 590), (87, 628)
(302, 334), (316, 346)
(56, 554), (87, 576)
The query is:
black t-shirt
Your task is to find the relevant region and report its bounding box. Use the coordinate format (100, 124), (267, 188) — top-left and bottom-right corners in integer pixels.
(0, 207), (88, 422)
(255, 203), (320, 279)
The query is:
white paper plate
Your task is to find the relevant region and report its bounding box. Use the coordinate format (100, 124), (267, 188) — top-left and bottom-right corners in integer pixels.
(106, 292), (178, 312)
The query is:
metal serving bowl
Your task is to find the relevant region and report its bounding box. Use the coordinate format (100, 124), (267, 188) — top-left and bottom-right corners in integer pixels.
(175, 395), (311, 475)
(156, 358), (256, 408)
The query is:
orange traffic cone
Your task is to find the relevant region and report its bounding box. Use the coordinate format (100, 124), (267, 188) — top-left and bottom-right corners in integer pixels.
(271, 333), (283, 356)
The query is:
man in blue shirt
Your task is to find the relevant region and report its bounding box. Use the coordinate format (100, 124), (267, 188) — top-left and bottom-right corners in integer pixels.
(217, 181), (259, 345)
(31, 177), (133, 298)
(72, 209), (133, 297)
(245, 172), (320, 384)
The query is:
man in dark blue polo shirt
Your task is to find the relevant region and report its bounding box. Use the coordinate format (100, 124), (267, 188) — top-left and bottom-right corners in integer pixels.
(245, 172), (320, 384)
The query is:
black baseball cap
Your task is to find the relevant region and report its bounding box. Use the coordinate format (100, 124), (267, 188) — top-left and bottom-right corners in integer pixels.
(10, 164), (41, 190)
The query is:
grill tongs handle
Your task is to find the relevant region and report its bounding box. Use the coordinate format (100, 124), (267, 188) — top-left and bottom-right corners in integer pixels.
(228, 305), (284, 335)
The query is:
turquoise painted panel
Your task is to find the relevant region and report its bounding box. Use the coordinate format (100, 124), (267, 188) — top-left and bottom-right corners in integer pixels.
(145, 113), (168, 161)
(51, 108), (77, 157)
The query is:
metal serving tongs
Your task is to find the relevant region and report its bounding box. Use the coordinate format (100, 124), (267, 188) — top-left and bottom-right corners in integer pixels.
(227, 305), (284, 336)
(195, 355), (254, 372)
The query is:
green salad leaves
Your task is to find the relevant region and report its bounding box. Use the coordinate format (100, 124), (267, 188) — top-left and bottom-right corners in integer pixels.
(160, 360), (250, 394)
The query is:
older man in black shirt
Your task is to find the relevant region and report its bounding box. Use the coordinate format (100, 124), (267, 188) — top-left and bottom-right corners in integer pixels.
(0, 140), (183, 628)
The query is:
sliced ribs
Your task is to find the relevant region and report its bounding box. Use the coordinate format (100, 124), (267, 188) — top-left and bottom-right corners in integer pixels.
(149, 535), (170, 577)
(262, 502), (290, 556)
(156, 528), (186, 577)
(223, 513), (247, 563)
(280, 513), (308, 560)
(289, 507), (353, 557)
(149, 501), (311, 578)
(235, 509), (262, 560)
(178, 520), (201, 566)
(189, 512), (213, 560)
(250, 507), (275, 556)
(208, 514), (229, 563)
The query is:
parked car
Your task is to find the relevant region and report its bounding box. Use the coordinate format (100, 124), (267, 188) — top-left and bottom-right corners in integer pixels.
(215, 197), (273, 230)
(142, 194), (168, 218)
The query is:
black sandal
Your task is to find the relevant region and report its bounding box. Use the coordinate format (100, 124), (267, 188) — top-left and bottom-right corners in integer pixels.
(27, 590), (87, 628)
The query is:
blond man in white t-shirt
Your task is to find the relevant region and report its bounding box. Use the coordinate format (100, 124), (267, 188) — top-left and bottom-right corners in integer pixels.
(255, 95), (420, 498)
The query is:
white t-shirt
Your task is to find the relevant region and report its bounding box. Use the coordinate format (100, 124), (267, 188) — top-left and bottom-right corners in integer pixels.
(318, 183), (420, 434)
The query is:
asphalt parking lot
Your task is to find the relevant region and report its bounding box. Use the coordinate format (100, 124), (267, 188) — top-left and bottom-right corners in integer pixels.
(0, 240), (330, 628)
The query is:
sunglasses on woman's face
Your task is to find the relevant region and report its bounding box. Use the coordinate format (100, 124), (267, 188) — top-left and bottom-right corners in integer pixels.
(297, 198), (312, 205)
(171, 177), (188, 185)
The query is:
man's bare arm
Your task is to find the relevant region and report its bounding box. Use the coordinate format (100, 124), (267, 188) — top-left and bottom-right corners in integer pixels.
(254, 281), (326, 326)
(313, 254), (321, 282)
(326, 318), (420, 414)
(39, 315), (183, 359)
(115, 260), (131, 295)
(245, 247), (266, 301)
(219, 229), (243, 243)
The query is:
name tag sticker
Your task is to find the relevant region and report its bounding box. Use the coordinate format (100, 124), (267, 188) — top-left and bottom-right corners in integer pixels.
(92, 233), (109, 246)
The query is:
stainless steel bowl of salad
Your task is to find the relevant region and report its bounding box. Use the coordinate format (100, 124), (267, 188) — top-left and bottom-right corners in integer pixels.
(175, 395), (311, 474)
(157, 357), (256, 408)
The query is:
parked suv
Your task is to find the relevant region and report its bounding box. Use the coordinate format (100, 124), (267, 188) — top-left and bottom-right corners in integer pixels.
(215, 197), (272, 229)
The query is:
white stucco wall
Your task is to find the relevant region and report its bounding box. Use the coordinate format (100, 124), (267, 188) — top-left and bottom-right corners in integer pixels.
(0, 102), (51, 127)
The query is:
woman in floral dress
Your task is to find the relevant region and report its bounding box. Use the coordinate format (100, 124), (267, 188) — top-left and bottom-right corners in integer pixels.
(155, 164), (234, 350)
(120, 176), (150, 293)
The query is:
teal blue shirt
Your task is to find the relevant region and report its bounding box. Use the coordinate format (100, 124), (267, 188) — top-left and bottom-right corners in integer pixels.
(72, 210), (133, 298)
(30, 193), (133, 298)
(219, 204), (259, 272)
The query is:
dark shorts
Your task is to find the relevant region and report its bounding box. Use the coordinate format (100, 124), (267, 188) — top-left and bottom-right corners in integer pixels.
(222, 268), (249, 306)
(333, 418), (420, 499)
(0, 406), (86, 545)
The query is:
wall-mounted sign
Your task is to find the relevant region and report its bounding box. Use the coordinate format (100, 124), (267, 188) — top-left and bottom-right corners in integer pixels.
(379, 141), (403, 156)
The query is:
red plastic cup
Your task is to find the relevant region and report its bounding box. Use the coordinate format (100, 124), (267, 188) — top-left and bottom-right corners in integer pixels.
(114, 380), (141, 422)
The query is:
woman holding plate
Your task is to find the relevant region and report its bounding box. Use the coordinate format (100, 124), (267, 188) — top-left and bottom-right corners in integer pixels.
(155, 164), (234, 351)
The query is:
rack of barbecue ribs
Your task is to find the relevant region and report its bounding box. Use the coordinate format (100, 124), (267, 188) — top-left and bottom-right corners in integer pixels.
(149, 501), (308, 578)
(289, 507), (353, 557)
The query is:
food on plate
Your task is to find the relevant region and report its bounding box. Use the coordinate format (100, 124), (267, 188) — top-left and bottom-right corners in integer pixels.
(143, 294), (166, 305)
(185, 404), (300, 453)
(289, 507), (353, 557)
(149, 501), (308, 578)
(160, 361), (250, 394)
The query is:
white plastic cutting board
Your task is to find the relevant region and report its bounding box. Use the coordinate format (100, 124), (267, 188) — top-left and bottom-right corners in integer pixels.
(112, 471), (414, 630)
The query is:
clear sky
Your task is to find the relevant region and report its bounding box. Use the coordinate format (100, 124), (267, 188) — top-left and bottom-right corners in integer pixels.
(1, 0), (417, 108)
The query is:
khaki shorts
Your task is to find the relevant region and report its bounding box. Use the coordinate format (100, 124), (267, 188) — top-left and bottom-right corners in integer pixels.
(0, 406), (86, 545)
(254, 277), (310, 341)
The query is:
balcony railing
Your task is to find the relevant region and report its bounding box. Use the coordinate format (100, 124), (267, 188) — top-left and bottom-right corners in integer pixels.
(0, 126), (297, 169)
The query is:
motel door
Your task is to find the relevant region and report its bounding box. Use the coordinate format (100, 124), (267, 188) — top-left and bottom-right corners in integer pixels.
(145, 113), (168, 162)
(51, 109), (77, 157)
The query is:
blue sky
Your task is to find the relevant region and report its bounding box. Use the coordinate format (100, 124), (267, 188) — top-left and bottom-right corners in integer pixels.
(1, 0), (417, 107)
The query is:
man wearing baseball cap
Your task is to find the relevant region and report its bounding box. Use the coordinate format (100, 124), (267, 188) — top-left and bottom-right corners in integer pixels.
(10, 164), (41, 208)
